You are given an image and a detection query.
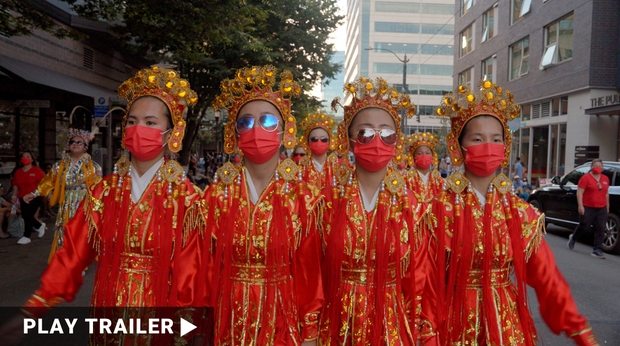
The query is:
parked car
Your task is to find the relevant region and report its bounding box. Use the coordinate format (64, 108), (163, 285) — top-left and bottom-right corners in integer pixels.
(528, 161), (620, 254)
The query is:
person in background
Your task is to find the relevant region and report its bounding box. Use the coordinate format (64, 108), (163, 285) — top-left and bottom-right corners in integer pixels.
(514, 156), (523, 179)
(12, 150), (46, 245)
(299, 112), (337, 189)
(523, 178), (533, 191)
(439, 153), (449, 178)
(406, 132), (445, 203)
(568, 159), (609, 259)
(513, 175), (524, 190)
(292, 143), (308, 166)
(0, 183), (14, 238)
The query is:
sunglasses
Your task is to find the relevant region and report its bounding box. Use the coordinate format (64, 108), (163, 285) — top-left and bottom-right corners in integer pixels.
(351, 128), (397, 146)
(236, 114), (280, 134)
(69, 140), (85, 146)
(310, 137), (329, 143)
(293, 153), (307, 157)
(597, 182), (602, 191)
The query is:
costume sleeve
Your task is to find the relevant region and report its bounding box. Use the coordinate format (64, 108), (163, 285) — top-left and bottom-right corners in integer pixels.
(526, 239), (598, 346)
(37, 167), (57, 198)
(297, 197), (325, 342)
(22, 198), (97, 318)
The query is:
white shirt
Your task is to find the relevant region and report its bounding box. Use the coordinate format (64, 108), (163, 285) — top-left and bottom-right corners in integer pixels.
(473, 187), (486, 208)
(358, 181), (381, 212)
(245, 168), (275, 205)
(312, 158), (324, 173)
(419, 171), (430, 185)
(130, 158), (164, 203)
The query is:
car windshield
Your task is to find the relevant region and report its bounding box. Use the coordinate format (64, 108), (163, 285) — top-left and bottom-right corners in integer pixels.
(560, 163), (616, 186)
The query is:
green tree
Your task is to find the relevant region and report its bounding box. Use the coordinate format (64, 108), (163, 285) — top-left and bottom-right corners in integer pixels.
(0, 0), (82, 38)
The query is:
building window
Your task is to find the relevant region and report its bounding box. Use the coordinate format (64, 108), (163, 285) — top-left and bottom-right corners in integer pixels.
(511, 0), (531, 24)
(482, 6), (496, 43)
(460, 24), (474, 57)
(374, 42), (419, 54)
(420, 65), (453, 76)
(83, 47), (94, 70)
(390, 84), (418, 94)
(375, 22), (419, 33)
(419, 85), (451, 95)
(458, 67), (473, 90)
(541, 13), (573, 68)
(551, 96), (568, 116)
(375, 2), (454, 14)
(420, 44), (454, 55)
(417, 105), (437, 115)
(521, 104), (531, 121)
(481, 56), (494, 82)
(421, 24), (454, 35)
(421, 3), (454, 14)
(374, 63), (419, 74)
(509, 37), (529, 80)
(462, 0), (474, 15)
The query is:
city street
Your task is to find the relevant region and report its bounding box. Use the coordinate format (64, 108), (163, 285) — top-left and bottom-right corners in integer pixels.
(0, 222), (618, 344)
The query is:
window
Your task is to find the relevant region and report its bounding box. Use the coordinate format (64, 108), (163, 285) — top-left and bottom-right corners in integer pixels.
(541, 13), (573, 68)
(511, 0), (531, 24)
(420, 3), (454, 14)
(509, 37), (529, 80)
(419, 85), (451, 95)
(420, 65), (453, 76)
(521, 104), (531, 121)
(375, 22), (419, 33)
(458, 68), (473, 90)
(420, 44), (454, 55)
(83, 47), (94, 70)
(376, 2), (419, 13)
(374, 42), (419, 54)
(460, 24), (474, 57)
(562, 166), (589, 186)
(421, 24), (454, 35)
(482, 6), (495, 42)
(481, 56), (494, 82)
(417, 105), (436, 115)
(552, 96), (568, 116)
(390, 84), (418, 94)
(374, 63), (418, 74)
(462, 0), (474, 15)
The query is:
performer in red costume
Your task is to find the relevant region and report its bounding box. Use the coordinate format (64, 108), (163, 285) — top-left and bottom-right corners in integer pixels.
(427, 80), (599, 346)
(299, 112), (338, 189)
(405, 132), (444, 203)
(0, 67), (205, 346)
(205, 65), (324, 346)
(319, 77), (438, 346)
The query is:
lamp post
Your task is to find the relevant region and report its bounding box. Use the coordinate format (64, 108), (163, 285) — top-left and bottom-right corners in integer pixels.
(365, 47), (419, 132)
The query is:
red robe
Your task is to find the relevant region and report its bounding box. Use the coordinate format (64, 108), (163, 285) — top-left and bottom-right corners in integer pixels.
(22, 159), (205, 345)
(427, 173), (598, 346)
(318, 169), (438, 346)
(301, 152), (338, 190)
(405, 169), (444, 203)
(203, 163), (324, 345)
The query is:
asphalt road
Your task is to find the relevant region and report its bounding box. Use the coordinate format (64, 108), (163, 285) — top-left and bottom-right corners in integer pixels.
(0, 221), (618, 345)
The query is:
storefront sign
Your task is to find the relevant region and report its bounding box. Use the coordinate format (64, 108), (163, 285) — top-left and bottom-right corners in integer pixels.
(590, 93), (620, 108)
(94, 97), (109, 118)
(574, 145), (599, 166)
(15, 100), (50, 108)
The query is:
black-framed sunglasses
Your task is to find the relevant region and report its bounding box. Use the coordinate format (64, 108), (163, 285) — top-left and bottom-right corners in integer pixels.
(351, 128), (397, 146)
(597, 182), (602, 190)
(310, 137), (329, 143)
(69, 140), (85, 146)
(236, 114), (280, 134)
(293, 153), (307, 157)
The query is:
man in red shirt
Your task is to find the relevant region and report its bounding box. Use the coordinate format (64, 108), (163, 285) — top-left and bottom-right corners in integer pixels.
(568, 159), (609, 258)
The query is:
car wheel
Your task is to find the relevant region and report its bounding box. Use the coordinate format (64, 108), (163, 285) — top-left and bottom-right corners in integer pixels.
(602, 213), (620, 255)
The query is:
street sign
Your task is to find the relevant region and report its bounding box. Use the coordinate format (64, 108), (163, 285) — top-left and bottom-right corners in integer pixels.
(94, 97), (109, 118)
(575, 146), (599, 152)
(15, 100), (51, 108)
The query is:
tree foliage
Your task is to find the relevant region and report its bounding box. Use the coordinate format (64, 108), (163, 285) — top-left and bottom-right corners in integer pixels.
(0, 0), (82, 38)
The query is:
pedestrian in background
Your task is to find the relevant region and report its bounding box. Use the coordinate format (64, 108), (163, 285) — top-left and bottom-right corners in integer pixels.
(513, 175), (524, 190)
(514, 156), (523, 179)
(12, 150), (46, 245)
(568, 159), (609, 259)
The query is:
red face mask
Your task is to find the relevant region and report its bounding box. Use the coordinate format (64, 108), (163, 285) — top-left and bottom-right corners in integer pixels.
(463, 143), (505, 177)
(415, 155), (433, 170)
(310, 141), (329, 156)
(21, 157), (32, 166)
(123, 125), (169, 162)
(397, 163), (406, 170)
(238, 127), (280, 164)
(592, 167), (603, 175)
(353, 136), (395, 172)
(233, 156), (241, 163)
(293, 155), (303, 165)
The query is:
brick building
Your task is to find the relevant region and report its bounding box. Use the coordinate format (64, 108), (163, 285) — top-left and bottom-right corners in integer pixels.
(453, 0), (620, 183)
(0, 0), (149, 178)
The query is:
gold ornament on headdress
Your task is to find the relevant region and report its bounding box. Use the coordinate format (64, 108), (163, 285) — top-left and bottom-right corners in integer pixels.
(118, 66), (198, 152)
(331, 77), (415, 164)
(435, 80), (520, 167)
(213, 65), (302, 154)
(300, 112), (336, 153)
(407, 132), (439, 167)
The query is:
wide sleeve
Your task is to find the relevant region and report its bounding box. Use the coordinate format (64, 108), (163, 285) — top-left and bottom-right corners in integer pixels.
(22, 197), (98, 318)
(526, 239), (598, 346)
(296, 197), (325, 342)
(37, 166), (57, 198)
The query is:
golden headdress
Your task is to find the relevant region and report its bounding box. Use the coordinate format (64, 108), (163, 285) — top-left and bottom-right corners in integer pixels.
(118, 66), (197, 152)
(213, 65), (302, 154)
(300, 112), (336, 153)
(407, 132), (439, 167)
(331, 77), (416, 164)
(435, 80), (520, 167)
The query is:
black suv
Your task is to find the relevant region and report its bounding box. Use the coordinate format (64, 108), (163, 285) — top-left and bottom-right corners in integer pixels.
(528, 161), (620, 255)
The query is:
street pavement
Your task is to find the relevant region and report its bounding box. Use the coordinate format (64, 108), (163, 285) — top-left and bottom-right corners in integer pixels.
(0, 221), (618, 344)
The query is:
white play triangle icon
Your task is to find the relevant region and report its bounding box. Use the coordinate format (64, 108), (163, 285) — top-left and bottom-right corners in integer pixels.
(180, 318), (197, 337)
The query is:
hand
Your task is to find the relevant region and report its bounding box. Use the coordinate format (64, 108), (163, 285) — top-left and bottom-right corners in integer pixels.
(23, 194), (34, 204)
(301, 341), (317, 346)
(0, 314), (27, 346)
(578, 205), (585, 215)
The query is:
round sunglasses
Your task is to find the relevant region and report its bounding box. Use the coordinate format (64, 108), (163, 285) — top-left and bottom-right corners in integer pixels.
(351, 128), (397, 146)
(236, 114), (281, 134)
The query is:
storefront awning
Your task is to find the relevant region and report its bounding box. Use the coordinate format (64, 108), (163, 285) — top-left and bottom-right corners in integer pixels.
(0, 55), (117, 100)
(585, 104), (620, 115)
